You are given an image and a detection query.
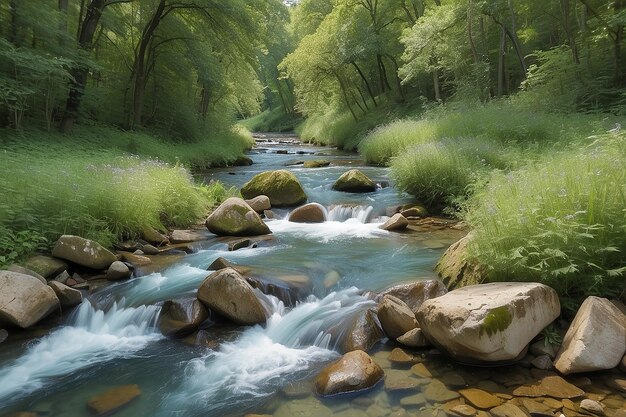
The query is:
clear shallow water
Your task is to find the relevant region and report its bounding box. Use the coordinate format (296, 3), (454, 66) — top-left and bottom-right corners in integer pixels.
(0, 136), (461, 417)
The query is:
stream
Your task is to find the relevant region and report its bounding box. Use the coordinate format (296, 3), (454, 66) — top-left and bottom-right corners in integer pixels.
(1, 134), (622, 417)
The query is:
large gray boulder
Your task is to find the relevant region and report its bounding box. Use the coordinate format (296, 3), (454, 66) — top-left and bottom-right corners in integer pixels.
(48, 281), (83, 308)
(241, 170), (307, 207)
(159, 299), (209, 337)
(332, 169), (376, 193)
(378, 280), (448, 316)
(0, 271), (60, 328)
(416, 282), (561, 363)
(377, 295), (418, 339)
(4, 265), (46, 284)
(206, 198), (271, 237)
(288, 203), (327, 223)
(314, 350), (384, 397)
(52, 235), (117, 270)
(554, 296), (626, 374)
(197, 267), (268, 325)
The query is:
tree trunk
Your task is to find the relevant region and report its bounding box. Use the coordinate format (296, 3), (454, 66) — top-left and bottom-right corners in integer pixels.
(497, 25), (505, 97)
(60, 0), (107, 133)
(336, 73), (358, 122)
(352, 61), (378, 106)
(560, 0), (579, 63)
(615, 0), (624, 86)
(433, 67), (441, 101)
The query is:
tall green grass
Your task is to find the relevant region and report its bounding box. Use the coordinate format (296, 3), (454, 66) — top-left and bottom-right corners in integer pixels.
(360, 102), (608, 165)
(0, 125), (243, 266)
(240, 108), (303, 132)
(465, 132), (626, 306)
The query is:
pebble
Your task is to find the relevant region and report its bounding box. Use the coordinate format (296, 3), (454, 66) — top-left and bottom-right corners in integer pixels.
(532, 355), (554, 370)
(389, 348), (419, 364)
(579, 399), (604, 415)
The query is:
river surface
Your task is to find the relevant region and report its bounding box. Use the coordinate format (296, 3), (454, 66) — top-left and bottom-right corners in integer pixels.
(1, 134), (622, 417)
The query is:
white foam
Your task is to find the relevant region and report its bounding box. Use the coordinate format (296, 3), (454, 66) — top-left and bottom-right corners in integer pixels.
(268, 219), (387, 242)
(0, 302), (161, 402)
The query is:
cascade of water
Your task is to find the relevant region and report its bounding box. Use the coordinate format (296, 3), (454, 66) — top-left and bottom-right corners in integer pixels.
(0, 302), (162, 403)
(327, 205), (374, 223)
(160, 288), (374, 416)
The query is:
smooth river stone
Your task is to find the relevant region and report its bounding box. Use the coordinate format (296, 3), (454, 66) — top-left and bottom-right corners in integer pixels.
(512, 376), (585, 399)
(459, 388), (503, 409)
(425, 380), (460, 403)
(87, 384), (140, 416)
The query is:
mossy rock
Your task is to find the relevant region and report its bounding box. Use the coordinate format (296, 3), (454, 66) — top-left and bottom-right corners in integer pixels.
(241, 170), (307, 207)
(332, 169), (376, 193)
(303, 160), (330, 168)
(206, 197), (271, 236)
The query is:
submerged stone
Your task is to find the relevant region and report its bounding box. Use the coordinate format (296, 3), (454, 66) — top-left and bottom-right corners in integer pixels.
(87, 384), (141, 416)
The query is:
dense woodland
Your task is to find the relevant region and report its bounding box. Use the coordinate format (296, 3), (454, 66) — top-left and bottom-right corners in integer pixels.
(0, 0), (624, 305)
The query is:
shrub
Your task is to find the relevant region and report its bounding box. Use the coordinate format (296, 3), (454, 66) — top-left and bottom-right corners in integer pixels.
(464, 132), (626, 307)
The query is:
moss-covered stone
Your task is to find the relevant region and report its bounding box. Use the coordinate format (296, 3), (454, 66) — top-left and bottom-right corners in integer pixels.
(332, 169), (376, 193)
(206, 197), (271, 236)
(480, 306), (513, 337)
(240, 170), (307, 207)
(303, 160), (330, 168)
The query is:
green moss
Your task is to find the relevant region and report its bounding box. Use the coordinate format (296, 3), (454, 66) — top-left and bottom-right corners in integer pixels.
(241, 170), (307, 206)
(479, 306), (513, 337)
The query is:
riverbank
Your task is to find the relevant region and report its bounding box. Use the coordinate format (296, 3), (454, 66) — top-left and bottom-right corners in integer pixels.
(0, 125), (253, 267)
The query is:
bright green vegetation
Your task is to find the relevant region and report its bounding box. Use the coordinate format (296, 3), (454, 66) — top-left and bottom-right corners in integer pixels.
(240, 108), (302, 133)
(0, 134), (238, 266)
(480, 306), (513, 338)
(466, 132), (626, 308)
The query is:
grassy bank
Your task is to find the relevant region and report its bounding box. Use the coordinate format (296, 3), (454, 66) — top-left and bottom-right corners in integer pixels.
(239, 108), (303, 133)
(0, 125), (246, 267)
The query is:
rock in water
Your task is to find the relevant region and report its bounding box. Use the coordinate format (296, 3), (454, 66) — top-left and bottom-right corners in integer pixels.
(397, 328), (430, 348)
(48, 281), (83, 308)
(106, 261), (132, 281)
(379, 213), (408, 231)
(378, 280), (447, 316)
(314, 350), (384, 397)
(240, 170), (307, 207)
(141, 227), (169, 246)
(197, 267), (267, 325)
(332, 169), (376, 193)
(377, 295), (418, 339)
(303, 160), (330, 168)
(245, 195), (271, 213)
(170, 230), (204, 244)
(87, 384), (141, 416)
(206, 197), (271, 237)
(52, 235), (117, 270)
(288, 203), (327, 223)
(512, 375), (584, 399)
(0, 271), (60, 328)
(554, 296), (626, 374)
(338, 309), (384, 353)
(416, 282), (560, 363)
(158, 299), (209, 337)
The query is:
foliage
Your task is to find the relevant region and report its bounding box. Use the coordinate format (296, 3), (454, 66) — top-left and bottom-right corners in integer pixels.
(240, 107), (302, 133)
(465, 132), (626, 305)
(0, 128), (239, 267)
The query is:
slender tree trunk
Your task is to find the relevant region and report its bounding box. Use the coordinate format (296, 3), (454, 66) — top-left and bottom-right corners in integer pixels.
(498, 25), (506, 97)
(433, 67), (441, 101)
(352, 61), (378, 106)
(468, 0), (479, 64)
(377, 55), (392, 92)
(615, 0), (624, 85)
(60, 0), (107, 133)
(506, 1), (527, 76)
(560, 0), (579, 63)
(336, 73), (358, 122)
(9, 0), (19, 45)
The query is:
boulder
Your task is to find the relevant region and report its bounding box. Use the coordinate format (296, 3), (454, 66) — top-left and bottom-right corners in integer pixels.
(206, 197), (271, 237)
(332, 169), (376, 193)
(87, 384), (140, 416)
(416, 282), (561, 363)
(197, 267), (267, 325)
(435, 233), (486, 290)
(240, 170), (307, 207)
(378, 280), (447, 316)
(245, 195), (271, 213)
(158, 299), (209, 338)
(233, 155), (253, 166)
(377, 295), (418, 339)
(48, 281), (82, 308)
(106, 261), (132, 281)
(141, 227), (169, 246)
(314, 350), (384, 397)
(141, 244), (160, 255)
(52, 235), (117, 270)
(303, 160), (330, 168)
(0, 271), (60, 328)
(288, 203), (327, 223)
(400, 204), (429, 219)
(554, 296), (626, 374)
(206, 257), (251, 275)
(397, 328), (430, 348)
(23, 255), (68, 279)
(338, 309), (384, 353)
(4, 265), (46, 284)
(170, 230), (205, 244)
(379, 214), (408, 232)
(228, 238), (252, 251)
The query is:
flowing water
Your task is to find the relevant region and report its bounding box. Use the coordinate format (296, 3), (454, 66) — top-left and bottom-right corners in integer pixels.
(3, 134), (621, 417)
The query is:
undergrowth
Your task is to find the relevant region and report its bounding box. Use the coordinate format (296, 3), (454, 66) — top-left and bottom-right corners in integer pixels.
(240, 108), (303, 132)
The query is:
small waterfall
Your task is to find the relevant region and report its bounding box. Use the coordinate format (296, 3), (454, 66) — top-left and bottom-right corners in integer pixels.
(0, 302), (162, 403)
(161, 288), (374, 416)
(327, 205), (374, 223)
